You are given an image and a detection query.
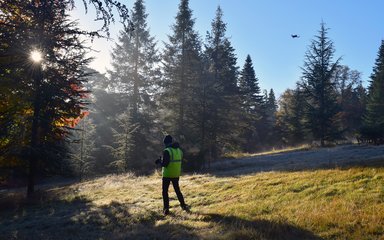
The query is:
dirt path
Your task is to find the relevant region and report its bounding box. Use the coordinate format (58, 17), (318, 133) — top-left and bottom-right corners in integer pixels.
(211, 144), (384, 176)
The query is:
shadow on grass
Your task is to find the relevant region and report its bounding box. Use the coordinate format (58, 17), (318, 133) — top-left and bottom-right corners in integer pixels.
(201, 213), (323, 240)
(0, 190), (323, 240)
(0, 192), (198, 240)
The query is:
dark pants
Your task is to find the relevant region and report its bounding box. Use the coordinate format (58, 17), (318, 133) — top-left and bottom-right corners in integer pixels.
(162, 177), (185, 210)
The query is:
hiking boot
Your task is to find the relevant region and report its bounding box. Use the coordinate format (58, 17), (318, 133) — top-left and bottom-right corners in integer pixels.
(163, 208), (169, 215)
(181, 204), (190, 213)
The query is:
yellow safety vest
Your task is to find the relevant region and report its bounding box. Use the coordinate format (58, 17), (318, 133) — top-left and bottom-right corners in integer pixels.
(162, 147), (183, 178)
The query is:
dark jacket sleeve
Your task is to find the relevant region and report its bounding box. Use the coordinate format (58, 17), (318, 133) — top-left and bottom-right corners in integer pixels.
(162, 150), (170, 167)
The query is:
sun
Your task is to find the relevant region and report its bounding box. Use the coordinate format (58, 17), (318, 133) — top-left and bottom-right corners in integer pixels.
(30, 50), (43, 63)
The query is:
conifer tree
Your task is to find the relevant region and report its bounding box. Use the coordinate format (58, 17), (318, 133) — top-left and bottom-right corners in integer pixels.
(299, 22), (341, 146)
(107, 110), (139, 173)
(203, 6), (239, 158)
(238, 55), (264, 151)
(238, 55), (264, 114)
(363, 40), (384, 142)
(267, 89), (278, 113)
(108, 0), (160, 171)
(160, 0), (203, 147)
(264, 89), (278, 145)
(0, 0), (91, 196)
(266, 89), (278, 129)
(69, 116), (96, 180)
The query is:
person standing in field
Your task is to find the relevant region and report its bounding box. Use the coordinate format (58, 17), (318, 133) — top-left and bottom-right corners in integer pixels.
(155, 135), (189, 215)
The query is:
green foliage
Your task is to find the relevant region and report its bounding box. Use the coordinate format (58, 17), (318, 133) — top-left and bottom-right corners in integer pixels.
(300, 22), (342, 146)
(161, 0), (203, 137)
(278, 65), (366, 147)
(237, 55), (264, 151)
(276, 88), (307, 145)
(2, 0), (380, 183)
(202, 6), (240, 159)
(75, 0), (131, 37)
(264, 89), (279, 145)
(160, 0), (205, 168)
(0, 0), (91, 193)
(333, 65), (366, 138)
(107, 110), (139, 173)
(238, 55), (263, 112)
(69, 116), (97, 180)
(107, 0), (161, 173)
(363, 40), (384, 142)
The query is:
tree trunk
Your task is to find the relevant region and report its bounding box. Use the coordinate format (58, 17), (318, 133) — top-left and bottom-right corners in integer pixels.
(27, 66), (42, 198)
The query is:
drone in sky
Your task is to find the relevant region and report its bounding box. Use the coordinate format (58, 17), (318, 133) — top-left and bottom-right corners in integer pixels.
(291, 34), (300, 38)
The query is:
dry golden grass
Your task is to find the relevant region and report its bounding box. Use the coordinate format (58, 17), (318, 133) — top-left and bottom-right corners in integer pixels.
(0, 166), (383, 239)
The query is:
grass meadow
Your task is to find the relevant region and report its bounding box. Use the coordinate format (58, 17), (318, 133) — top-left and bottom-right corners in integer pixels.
(0, 158), (383, 239)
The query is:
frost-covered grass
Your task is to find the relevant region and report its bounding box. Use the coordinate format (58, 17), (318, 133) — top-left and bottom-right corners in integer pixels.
(223, 144), (312, 159)
(1, 163), (383, 239)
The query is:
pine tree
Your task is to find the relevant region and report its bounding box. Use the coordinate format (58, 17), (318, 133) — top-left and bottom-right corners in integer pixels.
(69, 116), (96, 180)
(265, 89), (278, 145)
(75, 0), (130, 36)
(0, 0), (131, 189)
(160, 0), (203, 150)
(203, 6), (239, 159)
(238, 55), (264, 151)
(238, 55), (264, 114)
(299, 22), (341, 146)
(107, 110), (139, 173)
(362, 40), (384, 142)
(267, 89), (278, 123)
(108, 0), (160, 171)
(267, 89), (277, 113)
(0, 0), (92, 196)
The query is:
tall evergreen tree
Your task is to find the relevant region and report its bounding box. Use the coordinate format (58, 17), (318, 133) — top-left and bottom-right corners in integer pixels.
(363, 40), (384, 142)
(238, 55), (264, 114)
(160, 0), (203, 149)
(299, 22), (341, 146)
(264, 88), (278, 145)
(238, 55), (264, 151)
(0, 0), (91, 196)
(267, 89), (277, 112)
(108, 0), (160, 171)
(203, 6), (239, 159)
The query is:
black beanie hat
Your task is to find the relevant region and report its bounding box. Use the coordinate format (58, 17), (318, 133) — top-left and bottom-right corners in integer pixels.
(163, 135), (173, 145)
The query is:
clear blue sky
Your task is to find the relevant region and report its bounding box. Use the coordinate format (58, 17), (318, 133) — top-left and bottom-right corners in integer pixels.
(71, 0), (384, 96)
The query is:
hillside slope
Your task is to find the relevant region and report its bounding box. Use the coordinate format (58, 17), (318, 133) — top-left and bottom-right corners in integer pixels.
(213, 144), (384, 176)
(1, 145), (383, 240)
